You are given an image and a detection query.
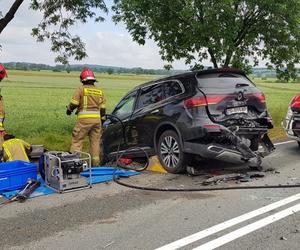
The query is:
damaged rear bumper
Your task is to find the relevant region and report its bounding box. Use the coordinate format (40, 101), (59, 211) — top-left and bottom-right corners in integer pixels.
(183, 125), (275, 164)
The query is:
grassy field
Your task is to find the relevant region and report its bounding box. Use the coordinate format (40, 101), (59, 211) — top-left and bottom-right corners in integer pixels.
(1, 70), (299, 150)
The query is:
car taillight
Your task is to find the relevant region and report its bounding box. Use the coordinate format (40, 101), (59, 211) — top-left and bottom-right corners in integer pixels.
(184, 96), (207, 107)
(203, 124), (221, 129)
(252, 93), (266, 103)
(184, 95), (225, 108)
(291, 95), (300, 109)
(206, 95), (226, 105)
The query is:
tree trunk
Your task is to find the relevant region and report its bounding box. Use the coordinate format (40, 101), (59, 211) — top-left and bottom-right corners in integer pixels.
(208, 48), (218, 68)
(0, 0), (24, 34)
(224, 50), (233, 67)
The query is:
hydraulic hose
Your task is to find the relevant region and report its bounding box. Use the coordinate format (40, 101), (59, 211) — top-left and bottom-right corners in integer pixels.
(113, 180), (300, 192)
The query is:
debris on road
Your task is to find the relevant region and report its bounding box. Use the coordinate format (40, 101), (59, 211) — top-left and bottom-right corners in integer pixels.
(280, 236), (287, 241)
(248, 173), (265, 178)
(203, 172), (265, 185)
(264, 167), (276, 172)
(186, 166), (205, 176)
(203, 173), (247, 185)
(264, 167), (280, 174)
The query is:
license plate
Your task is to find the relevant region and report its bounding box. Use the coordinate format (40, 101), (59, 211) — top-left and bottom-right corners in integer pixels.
(226, 106), (248, 115)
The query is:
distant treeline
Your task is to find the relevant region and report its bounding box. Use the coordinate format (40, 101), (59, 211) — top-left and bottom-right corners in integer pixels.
(2, 62), (186, 76)
(3, 62), (299, 79)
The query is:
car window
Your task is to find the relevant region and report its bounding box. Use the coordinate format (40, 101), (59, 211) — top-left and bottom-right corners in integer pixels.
(136, 84), (164, 109)
(164, 81), (183, 98)
(113, 91), (137, 119)
(197, 73), (255, 88)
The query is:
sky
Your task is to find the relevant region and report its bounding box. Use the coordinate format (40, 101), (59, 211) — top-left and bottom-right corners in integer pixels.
(0, 0), (190, 69)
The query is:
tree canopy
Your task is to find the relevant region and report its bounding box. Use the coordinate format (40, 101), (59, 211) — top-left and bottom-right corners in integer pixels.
(113, 0), (300, 79)
(0, 0), (108, 64)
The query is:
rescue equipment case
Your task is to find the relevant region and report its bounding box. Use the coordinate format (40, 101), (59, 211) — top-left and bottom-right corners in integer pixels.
(0, 161), (37, 191)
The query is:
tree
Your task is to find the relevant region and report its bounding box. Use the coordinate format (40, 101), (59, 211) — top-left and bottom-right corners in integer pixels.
(107, 68), (114, 74)
(276, 65), (298, 83)
(0, 0), (108, 64)
(113, 0), (300, 74)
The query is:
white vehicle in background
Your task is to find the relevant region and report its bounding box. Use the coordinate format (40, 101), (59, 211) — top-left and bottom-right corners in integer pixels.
(284, 94), (300, 146)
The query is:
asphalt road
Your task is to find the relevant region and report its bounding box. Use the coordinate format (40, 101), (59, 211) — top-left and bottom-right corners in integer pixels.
(1, 141), (300, 250)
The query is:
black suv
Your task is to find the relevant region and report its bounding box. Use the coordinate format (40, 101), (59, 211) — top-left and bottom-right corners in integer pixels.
(102, 68), (274, 173)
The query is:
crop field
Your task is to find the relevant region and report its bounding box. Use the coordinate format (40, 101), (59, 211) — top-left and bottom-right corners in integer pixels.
(1, 70), (299, 150)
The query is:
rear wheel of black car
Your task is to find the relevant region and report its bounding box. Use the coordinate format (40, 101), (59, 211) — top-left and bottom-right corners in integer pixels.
(157, 130), (186, 173)
(297, 141), (300, 148)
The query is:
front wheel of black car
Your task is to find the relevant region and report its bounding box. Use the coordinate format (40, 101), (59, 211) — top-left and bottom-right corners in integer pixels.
(157, 130), (186, 173)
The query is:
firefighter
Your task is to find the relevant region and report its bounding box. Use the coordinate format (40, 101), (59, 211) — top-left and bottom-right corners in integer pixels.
(1, 134), (32, 162)
(66, 68), (105, 166)
(0, 64), (7, 133)
(0, 64), (7, 148)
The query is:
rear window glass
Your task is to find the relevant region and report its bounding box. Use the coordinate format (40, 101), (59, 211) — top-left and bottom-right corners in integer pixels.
(136, 84), (164, 109)
(196, 73), (255, 88)
(164, 81), (183, 98)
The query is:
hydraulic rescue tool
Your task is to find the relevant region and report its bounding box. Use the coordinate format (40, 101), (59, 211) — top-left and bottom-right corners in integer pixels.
(40, 151), (92, 193)
(0, 178), (40, 206)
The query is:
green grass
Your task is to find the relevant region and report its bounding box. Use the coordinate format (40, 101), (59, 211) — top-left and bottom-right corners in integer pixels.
(1, 71), (299, 150)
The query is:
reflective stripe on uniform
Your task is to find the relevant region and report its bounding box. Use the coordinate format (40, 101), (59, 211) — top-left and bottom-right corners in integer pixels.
(0, 122), (3, 127)
(70, 98), (79, 105)
(78, 111), (100, 119)
(83, 96), (88, 111)
(84, 88), (102, 96)
(3, 139), (29, 161)
(4, 148), (12, 161)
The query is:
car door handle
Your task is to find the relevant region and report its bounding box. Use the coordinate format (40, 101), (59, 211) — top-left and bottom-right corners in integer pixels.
(151, 109), (159, 114)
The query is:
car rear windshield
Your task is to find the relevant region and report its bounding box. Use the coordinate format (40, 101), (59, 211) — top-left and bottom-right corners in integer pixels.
(196, 73), (255, 88)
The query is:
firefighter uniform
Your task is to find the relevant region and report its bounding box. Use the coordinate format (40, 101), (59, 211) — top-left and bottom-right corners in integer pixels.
(0, 95), (5, 148)
(2, 138), (31, 162)
(0, 64), (7, 131)
(0, 64), (8, 148)
(0, 92), (5, 131)
(67, 69), (105, 166)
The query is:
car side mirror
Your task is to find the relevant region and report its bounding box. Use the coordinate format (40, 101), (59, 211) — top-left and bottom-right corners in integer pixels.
(104, 114), (120, 124)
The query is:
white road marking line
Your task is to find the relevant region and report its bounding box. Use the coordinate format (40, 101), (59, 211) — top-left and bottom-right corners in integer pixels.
(155, 192), (300, 250)
(274, 140), (294, 146)
(193, 202), (300, 250)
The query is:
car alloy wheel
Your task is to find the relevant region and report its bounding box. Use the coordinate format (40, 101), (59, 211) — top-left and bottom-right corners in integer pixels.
(160, 136), (180, 168)
(157, 130), (186, 173)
